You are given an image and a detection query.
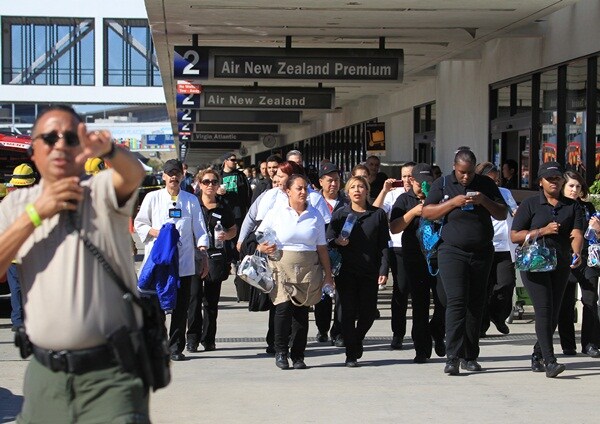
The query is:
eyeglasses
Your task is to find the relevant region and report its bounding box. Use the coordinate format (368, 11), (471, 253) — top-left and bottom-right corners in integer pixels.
(201, 179), (219, 186)
(35, 130), (80, 147)
(227, 158), (237, 162)
(165, 170), (183, 177)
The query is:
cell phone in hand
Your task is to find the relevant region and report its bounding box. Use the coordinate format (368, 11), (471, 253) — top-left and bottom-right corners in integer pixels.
(466, 191), (477, 197)
(391, 180), (403, 188)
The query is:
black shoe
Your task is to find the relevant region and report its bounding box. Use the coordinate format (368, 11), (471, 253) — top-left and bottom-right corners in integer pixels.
(460, 359), (482, 372)
(583, 344), (600, 358)
(433, 338), (446, 357)
(203, 343), (216, 352)
(332, 335), (345, 347)
(170, 352), (187, 361)
(292, 359), (306, 369)
(265, 345), (276, 355)
(390, 336), (403, 350)
(345, 359), (360, 368)
(444, 358), (460, 375)
(374, 309), (381, 319)
(316, 332), (328, 343)
(531, 353), (545, 372)
(275, 353), (289, 370)
(479, 332), (487, 338)
(413, 355), (428, 364)
(545, 361), (566, 378)
(494, 320), (510, 335)
(562, 348), (577, 356)
(356, 341), (364, 359)
(186, 343), (198, 353)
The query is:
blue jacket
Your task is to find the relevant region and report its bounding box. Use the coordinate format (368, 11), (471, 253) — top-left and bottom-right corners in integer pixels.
(138, 223), (180, 312)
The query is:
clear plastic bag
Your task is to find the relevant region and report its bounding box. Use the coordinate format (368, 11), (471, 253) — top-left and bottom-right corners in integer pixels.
(515, 233), (557, 273)
(588, 243), (600, 268)
(237, 251), (275, 293)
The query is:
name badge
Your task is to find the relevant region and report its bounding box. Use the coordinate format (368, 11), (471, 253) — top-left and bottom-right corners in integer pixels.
(212, 212), (222, 219)
(169, 208), (182, 218)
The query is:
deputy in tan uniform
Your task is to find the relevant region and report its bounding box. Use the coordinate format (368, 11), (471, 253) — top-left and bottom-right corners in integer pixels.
(0, 105), (147, 423)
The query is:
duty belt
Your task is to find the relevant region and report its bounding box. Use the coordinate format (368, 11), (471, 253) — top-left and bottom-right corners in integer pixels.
(32, 344), (116, 374)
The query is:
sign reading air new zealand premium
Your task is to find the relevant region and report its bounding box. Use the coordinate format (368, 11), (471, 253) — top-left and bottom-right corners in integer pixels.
(174, 47), (403, 82)
(193, 133), (260, 142)
(177, 109), (301, 124)
(176, 87), (334, 110)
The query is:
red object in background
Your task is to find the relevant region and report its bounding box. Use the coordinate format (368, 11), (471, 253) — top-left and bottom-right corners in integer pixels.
(391, 180), (403, 188)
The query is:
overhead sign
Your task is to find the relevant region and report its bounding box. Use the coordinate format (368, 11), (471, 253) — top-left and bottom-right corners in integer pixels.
(188, 141), (242, 150)
(176, 80), (201, 94)
(174, 47), (403, 82)
(365, 122), (386, 153)
(177, 109), (301, 124)
(193, 133), (260, 142)
(178, 86), (334, 110)
(195, 123), (278, 133)
(178, 123), (193, 133)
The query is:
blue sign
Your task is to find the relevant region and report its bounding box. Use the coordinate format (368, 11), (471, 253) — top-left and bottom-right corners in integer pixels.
(174, 47), (209, 79)
(146, 134), (174, 145)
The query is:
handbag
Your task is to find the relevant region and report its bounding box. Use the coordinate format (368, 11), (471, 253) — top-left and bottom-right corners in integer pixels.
(237, 251), (275, 293)
(588, 243), (600, 267)
(515, 232), (557, 272)
(69, 214), (171, 391)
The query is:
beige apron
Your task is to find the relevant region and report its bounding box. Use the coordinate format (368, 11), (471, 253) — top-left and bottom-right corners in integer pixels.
(269, 250), (324, 307)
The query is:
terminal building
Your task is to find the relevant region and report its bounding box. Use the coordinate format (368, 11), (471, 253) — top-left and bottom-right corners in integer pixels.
(1, 0), (600, 188)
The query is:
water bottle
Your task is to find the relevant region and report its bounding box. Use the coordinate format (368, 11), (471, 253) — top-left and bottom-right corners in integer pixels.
(322, 283), (335, 299)
(256, 228), (282, 260)
(214, 220), (224, 248)
(585, 212), (600, 241)
(340, 213), (357, 240)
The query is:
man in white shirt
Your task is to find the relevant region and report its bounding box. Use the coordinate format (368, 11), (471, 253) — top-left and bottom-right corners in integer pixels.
(135, 159), (209, 361)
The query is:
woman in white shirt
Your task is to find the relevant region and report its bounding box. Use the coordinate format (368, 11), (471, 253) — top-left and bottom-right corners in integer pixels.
(257, 174), (334, 370)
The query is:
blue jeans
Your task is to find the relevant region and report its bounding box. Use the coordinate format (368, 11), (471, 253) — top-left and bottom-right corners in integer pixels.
(7, 264), (23, 327)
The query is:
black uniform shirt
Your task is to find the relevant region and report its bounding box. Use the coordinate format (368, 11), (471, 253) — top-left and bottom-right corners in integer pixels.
(327, 204), (390, 277)
(424, 173), (505, 251)
(511, 191), (583, 259)
(390, 189), (423, 256)
(200, 197), (236, 251)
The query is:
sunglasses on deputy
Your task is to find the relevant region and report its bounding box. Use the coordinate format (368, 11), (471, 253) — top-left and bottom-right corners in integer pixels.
(35, 130), (80, 147)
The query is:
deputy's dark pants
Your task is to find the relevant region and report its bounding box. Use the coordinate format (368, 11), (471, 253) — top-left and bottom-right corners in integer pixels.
(404, 253), (445, 357)
(314, 292), (342, 339)
(389, 247), (409, 340)
(438, 243), (494, 360)
(7, 263), (24, 328)
(274, 301), (309, 360)
(337, 270), (379, 360)
(481, 251), (516, 334)
(169, 275), (192, 354)
(187, 275), (223, 347)
(520, 262), (571, 362)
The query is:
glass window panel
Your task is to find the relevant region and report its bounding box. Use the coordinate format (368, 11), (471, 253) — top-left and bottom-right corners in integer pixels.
(516, 80), (532, 115)
(3, 18), (94, 85)
(540, 69), (558, 164)
(565, 60), (587, 177)
(104, 19), (161, 87)
(497, 86), (511, 118)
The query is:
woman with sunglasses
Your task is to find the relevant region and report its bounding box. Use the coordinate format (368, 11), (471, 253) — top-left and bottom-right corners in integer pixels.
(556, 170), (600, 359)
(257, 174), (333, 370)
(186, 169), (237, 353)
(511, 162), (584, 377)
(327, 176), (390, 367)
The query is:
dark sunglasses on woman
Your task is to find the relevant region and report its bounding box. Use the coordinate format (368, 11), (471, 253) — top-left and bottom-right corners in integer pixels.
(201, 179), (219, 186)
(35, 130), (80, 147)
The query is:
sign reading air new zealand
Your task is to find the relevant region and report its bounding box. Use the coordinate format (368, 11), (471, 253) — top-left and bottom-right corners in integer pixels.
(176, 86), (334, 110)
(193, 133), (260, 142)
(174, 47), (403, 82)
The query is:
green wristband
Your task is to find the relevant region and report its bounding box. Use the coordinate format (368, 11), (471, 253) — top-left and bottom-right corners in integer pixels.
(25, 203), (42, 227)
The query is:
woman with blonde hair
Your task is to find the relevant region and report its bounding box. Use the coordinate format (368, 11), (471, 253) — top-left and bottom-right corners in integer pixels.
(327, 176), (390, 367)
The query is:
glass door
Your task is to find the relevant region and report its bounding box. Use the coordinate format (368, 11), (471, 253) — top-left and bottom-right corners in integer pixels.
(519, 130), (531, 189)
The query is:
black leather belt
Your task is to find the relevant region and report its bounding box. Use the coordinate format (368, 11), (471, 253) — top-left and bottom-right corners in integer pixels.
(32, 344), (116, 374)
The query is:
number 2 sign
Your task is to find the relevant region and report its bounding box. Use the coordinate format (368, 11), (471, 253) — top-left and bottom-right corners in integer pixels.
(174, 47), (209, 79)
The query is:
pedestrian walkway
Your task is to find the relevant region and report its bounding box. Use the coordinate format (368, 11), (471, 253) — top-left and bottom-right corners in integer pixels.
(0, 277), (598, 423)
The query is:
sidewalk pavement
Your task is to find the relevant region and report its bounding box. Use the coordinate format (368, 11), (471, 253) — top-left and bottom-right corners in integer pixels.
(1, 275), (599, 423)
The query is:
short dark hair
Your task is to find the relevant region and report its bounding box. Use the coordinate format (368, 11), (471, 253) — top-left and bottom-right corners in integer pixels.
(401, 161), (416, 172)
(454, 147), (477, 165)
(285, 173), (309, 190)
(32, 105), (82, 136)
(266, 154), (284, 164)
(503, 159), (518, 172)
